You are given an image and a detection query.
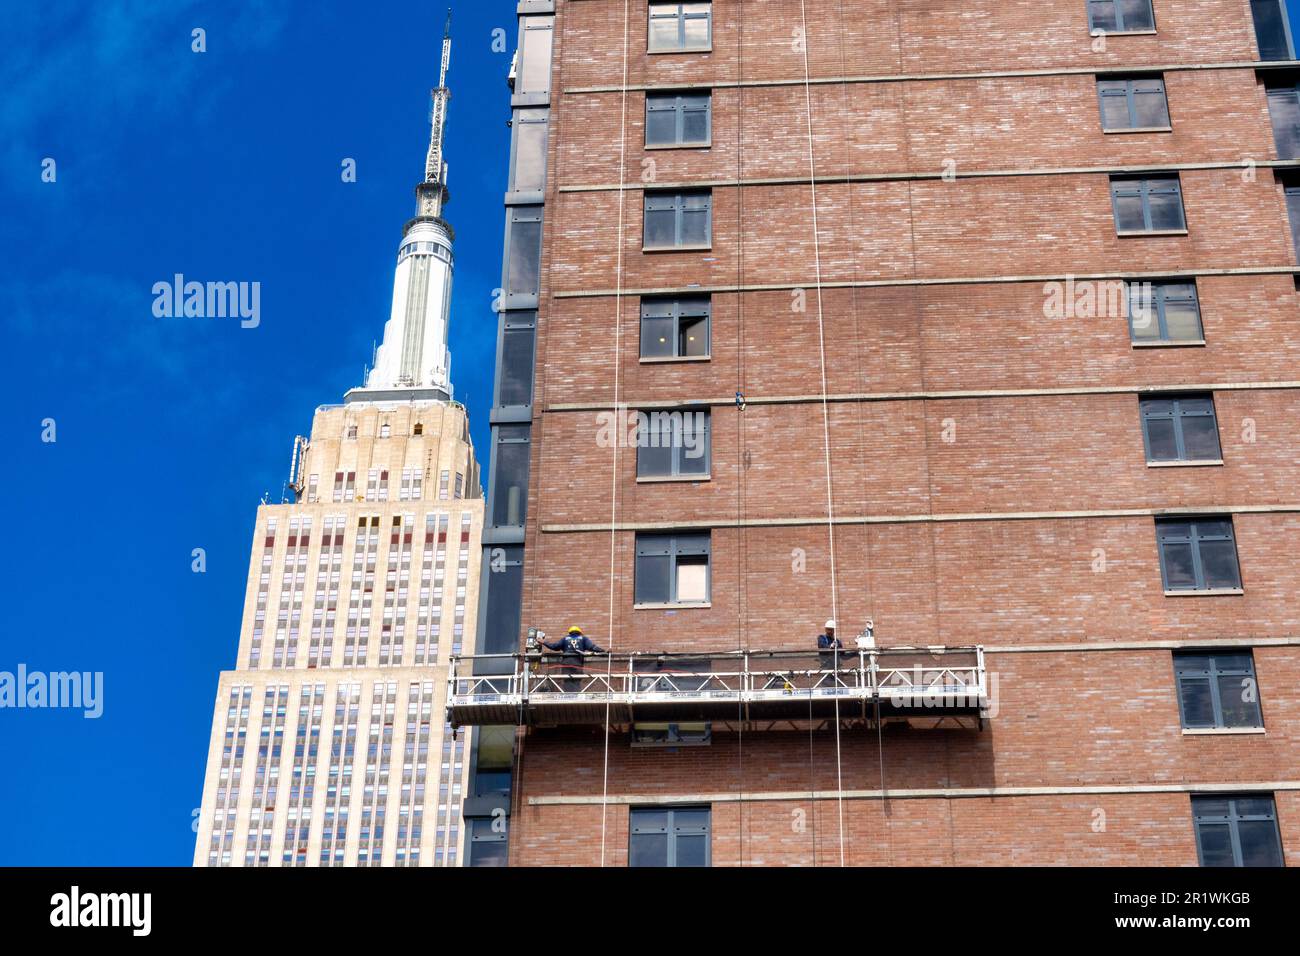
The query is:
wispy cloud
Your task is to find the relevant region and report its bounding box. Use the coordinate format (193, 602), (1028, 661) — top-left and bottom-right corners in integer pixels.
(3, 269), (252, 413)
(0, 0), (286, 175)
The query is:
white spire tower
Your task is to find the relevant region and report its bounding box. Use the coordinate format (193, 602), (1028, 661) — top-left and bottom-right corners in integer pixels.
(347, 10), (457, 404)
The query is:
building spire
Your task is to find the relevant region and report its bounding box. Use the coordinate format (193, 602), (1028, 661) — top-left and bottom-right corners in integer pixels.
(346, 8), (457, 404)
(420, 9), (453, 221)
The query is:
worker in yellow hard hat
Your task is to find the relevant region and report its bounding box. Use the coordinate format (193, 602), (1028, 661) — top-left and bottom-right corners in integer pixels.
(538, 625), (606, 691)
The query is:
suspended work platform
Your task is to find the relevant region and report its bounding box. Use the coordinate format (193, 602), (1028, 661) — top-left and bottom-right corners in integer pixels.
(447, 647), (987, 729)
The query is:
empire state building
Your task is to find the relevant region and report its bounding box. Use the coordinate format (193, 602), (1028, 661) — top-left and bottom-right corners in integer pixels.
(194, 17), (484, 867)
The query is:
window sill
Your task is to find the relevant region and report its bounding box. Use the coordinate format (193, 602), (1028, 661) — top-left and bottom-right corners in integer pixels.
(1116, 229), (1188, 237)
(1181, 726), (1266, 736)
(1102, 126), (1173, 134)
(1131, 339), (1206, 348)
(645, 141), (712, 151)
(648, 46), (713, 55)
(639, 354), (712, 364)
(1091, 29), (1157, 36)
(1163, 588), (1244, 597)
(1146, 459), (1224, 468)
(634, 601), (712, 610)
(642, 243), (713, 253)
(636, 474), (710, 483)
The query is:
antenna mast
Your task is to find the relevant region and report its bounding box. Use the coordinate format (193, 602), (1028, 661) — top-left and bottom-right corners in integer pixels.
(422, 9), (453, 218)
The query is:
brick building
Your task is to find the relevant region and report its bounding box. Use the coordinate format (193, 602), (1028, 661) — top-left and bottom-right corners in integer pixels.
(455, 0), (1300, 866)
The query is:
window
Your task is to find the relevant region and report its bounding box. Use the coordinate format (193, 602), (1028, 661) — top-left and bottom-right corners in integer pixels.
(466, 818), (508, 867)
(632, 723), (712, 746)
(489, 425), (530, 527)
(1087, 0), (1155, 33)
(1110, 175), (1185, 233)
(629, 806), (711, 866)
(1140, 394), (1221, 463)
(1174, 652), (1264, 730)
(646, 91), (711, 146)
(1096, 76), (1170, 130)
(1192, 796), (1284, 867)
(479, 546), (523, 655)
(413, 423), (423, 436)
(516, 16), (554, 95)
(496, 311), (536, 407)
(504, 205), (543, 296)
(473, 726), (514, 797)
(509, 109), (549, 192)
(631, 408), (707, 478)
(1251, 0), (1295, 60)
(635, 532), (711, 605)
(637, 409), (710, 478)
(1286, 181), (1300, 262)
(1265, 82), (1300, 159)
(1156, 518), (1242, 592)
(641, 296), (710, 358)
(644, 190), (712, 249)
(1127, 280), (1202, 343)
(648, 3), (712, 52)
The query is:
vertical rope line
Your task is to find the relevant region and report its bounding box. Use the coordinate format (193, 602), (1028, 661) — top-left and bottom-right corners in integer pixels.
(797, 0), (844, 868)
(733, 0), (748, 867)
(807, 689), (817, 866)
(599, 0), (632, 869)
(833, 0), (881, 866)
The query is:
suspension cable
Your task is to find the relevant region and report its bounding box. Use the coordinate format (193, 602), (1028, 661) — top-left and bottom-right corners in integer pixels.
(797, 0), (845, 869)
(599, 0), (632, 868)
(734, 0), (748, 868)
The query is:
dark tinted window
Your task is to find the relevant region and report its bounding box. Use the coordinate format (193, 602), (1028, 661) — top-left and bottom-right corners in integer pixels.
(1140, 394), (1221, 463)
(629, 805), (711, 866)
(1174, 652), (1264, 729)
(1156, 518), (1241, 592)
(1193, 795), (1283, 866)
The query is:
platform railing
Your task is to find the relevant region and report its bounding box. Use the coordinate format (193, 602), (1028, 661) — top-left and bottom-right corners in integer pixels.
(447, 646), (986, 725)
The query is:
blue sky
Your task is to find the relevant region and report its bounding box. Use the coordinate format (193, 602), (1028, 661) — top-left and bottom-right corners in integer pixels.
(0, 1), (510, 864)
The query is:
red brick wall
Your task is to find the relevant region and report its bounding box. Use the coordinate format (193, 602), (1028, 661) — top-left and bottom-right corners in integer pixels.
(557, 0), (1259, 90)
(540, 277), (1300, 403)
(505, 0), (1300, 865)
(558, 70), (1278, 185)
(534, 390), (1300, 525)
(509, 649), (1300, 865)
(544, 170), (1294, 294)
(520, 515), (1300, 655)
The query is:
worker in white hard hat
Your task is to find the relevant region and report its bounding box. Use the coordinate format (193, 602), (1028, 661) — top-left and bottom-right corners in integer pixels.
(817, 618), (843, 672)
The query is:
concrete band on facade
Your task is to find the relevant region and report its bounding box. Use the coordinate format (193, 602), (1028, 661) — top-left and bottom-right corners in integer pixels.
(983, 637), (1300, 653)
(560, 158), (1300, 193)
(527, 781), (1300, 807)
(545, 380), (1300, 413)
(539, 503), (1300, 534)
(552, 265), (1300, 299)
(562, 58), (1300, 95)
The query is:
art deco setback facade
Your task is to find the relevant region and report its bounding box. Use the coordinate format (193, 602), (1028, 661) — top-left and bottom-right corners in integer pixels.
(195, 404), (483, 866)
(194, 19), (486, 865)
(458, 0), (1300, 866)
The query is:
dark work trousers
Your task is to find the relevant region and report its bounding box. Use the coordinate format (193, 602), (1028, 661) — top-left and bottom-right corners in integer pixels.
(561, 653), (583, 692)
(818, 649), (839, 677)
